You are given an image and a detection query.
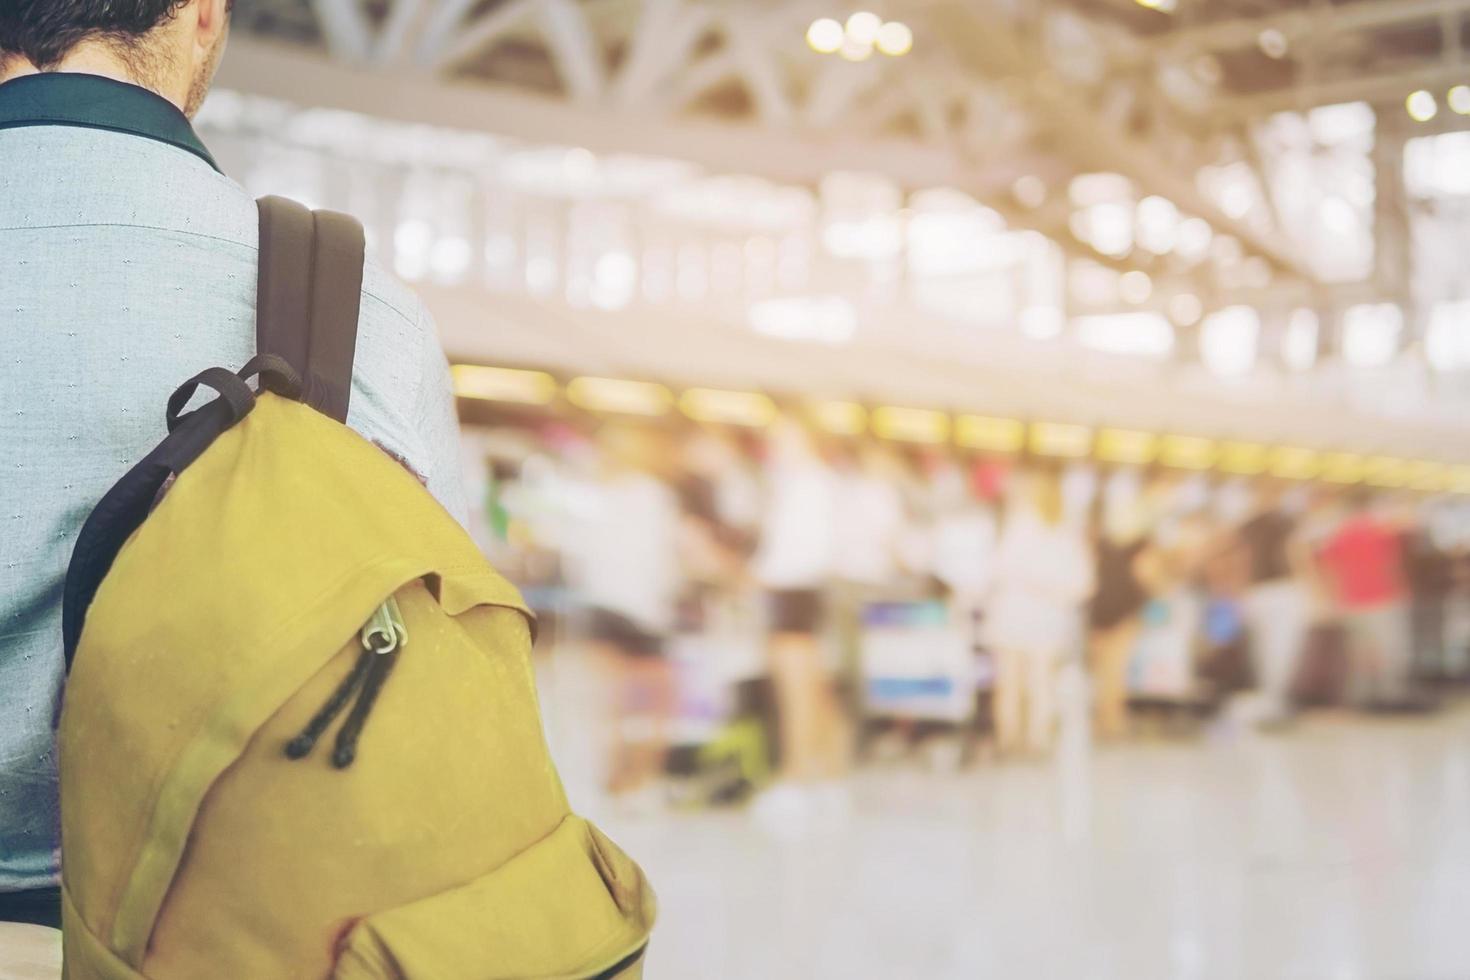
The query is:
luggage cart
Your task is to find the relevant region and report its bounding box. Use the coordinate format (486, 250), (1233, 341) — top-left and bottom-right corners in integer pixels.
(662, 593), (772, 807)
(855, 599), (988, 769)
(1127, 590), (1213, 733)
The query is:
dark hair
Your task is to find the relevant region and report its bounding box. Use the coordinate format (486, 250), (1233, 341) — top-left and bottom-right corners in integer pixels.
(0, 0), (202, 70)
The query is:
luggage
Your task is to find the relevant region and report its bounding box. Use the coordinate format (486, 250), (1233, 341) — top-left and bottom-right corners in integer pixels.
(57, 198), (654, 978)
(858, 600), (978, 725)
(1291, 622), (1349, 707)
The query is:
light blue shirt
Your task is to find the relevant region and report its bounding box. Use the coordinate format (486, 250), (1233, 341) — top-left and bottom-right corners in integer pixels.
(0, 74), (468, 892)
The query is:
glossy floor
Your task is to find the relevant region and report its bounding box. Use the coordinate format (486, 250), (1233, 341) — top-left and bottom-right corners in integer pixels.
(558, 698), (1470, 979)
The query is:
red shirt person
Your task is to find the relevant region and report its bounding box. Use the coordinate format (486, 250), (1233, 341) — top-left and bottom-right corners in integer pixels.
(1318, 492), (1411, 705)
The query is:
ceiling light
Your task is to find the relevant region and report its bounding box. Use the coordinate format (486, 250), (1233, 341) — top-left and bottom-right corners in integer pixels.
(1257, 28), (1288, 59)
(1408, 461), (1447, 493)
(1168, 292), (1203, 327)
(806, 18), (844, 53)
(1176, 217), (1213, 261)
(1020, 306), (1065, 339)
(1219, 182), (1252, 219)
(1450, 85), (1470, 115)
(1319, 195), (1357, 235)
(1407, 89), (1439, 123)
(1209, 234), (1243, 264)
(1070, 172), (1133, 207)
(872, 406), (950, 444)
(1134, 0), (1178, 11)
(1218, 441), (1269, 475)
(1160, 435), (1218, 470)
(1241, 256), (1272, 289)
(1448, 466), (1470, 494)
(1087, 202), (1135, 258)
(451, 366), (557, 405)
(1097, 428), (1158, 465)
(1119, 270), (1153, 304)
(1136, 195), (1179, 254)
(1282, 308), (1319, 372)
(1342, 303), (1404, 368)
(1200, 305), (1260, 377)
(876, 21), (913, 56)
(955, 415), (1025, 453)
(1365, 456), (1411, 488)
(1075, 312), (1174, 359)
(1012, 174), (1047, 209)
(845, 11), (883, 44)
(679, 388), (777, 427)
(749, 295), (857, 344)
(809, 400), (868, 436)
(1191, 54), (1223, 86)
(1031, 422), (1094, 458)
(566, 377), (673, 416)
(1270, 447), (1321, 481)
(1427, 300), (1470, 372)
(1320, 453), (1366, 485)
(839, 36), (874, 61)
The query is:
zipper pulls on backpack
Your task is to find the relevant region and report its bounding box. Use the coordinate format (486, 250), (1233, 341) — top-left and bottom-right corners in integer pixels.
(285, 596), (407, 769)
(361, 595), (407, 654)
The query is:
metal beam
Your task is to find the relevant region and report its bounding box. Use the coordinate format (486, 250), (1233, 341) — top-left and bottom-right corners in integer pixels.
(1213, 59), (1470, 121)
(611, 0), (714, 109)
(371, 0), (430, 66)
(535, 0), (606, 103)
(929, 2), (1313, 281)
(308, 0), (373, 63)
(803, 58), (884, 128)
(723, 18), (796, 126)
(215, 37), (1023, 194)
(435, 0), (539, 71)
(1138, 0), (1470, 58)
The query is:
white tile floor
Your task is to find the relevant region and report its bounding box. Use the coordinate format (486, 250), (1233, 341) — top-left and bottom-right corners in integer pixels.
(566, 704), (1470, 979)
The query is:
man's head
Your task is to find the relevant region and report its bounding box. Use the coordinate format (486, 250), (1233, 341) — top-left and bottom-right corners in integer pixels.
(0, 0), (231, 116)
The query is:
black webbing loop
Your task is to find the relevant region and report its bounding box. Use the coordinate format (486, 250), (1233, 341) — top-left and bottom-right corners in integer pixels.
(165, 366), (255, 433)
(238, 352), (304, 401)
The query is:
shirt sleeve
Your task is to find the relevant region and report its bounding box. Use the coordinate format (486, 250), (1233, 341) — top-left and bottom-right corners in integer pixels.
(411, 303), (471, 528)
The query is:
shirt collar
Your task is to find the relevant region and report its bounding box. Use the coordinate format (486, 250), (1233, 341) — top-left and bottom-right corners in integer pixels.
(0, 71), (220, 173)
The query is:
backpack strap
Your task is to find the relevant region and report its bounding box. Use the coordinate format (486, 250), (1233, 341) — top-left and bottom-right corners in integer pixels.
(62, 199), (364, 669)
(255, 196), (365, 423)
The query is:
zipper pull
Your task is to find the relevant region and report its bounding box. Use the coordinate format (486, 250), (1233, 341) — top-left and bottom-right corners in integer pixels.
(285, 595), (408, 766)
(361, 595), (407, 654)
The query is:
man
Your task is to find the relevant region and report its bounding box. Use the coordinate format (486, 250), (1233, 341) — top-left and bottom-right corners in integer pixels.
(1236, 480), (1314, 728)
(0, 0), (467, 933)
(1319, 490), (1411, 707)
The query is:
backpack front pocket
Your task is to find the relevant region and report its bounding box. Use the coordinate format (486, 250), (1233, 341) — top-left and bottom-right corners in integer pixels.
(332, 815), (655, 980)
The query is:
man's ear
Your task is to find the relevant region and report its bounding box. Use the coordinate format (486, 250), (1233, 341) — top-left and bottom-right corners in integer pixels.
(191, 0), (230, 58)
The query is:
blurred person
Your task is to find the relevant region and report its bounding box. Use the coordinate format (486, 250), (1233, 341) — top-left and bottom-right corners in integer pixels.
(1236, 480), (1317, 728)
(930, 457), (999, 607)
(565, 425), (683, 805)
(1087, 498), (1159, 740)
(987, 468), (1095, 756)
(830, 442), (909, 729)
(0, 0), (469, 933)
(1402, 502), (1454, 682)
(1319, 489), (1412, 707)
(832, 443), (908, 590)
(750, 418), (847, 828)
(682, 428), (763, 561)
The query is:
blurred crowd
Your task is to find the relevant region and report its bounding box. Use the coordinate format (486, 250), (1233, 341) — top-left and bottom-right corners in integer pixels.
(463, 415), (1470, 822)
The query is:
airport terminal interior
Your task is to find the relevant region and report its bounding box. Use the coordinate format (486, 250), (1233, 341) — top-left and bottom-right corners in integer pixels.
(197, 0), (1470, 975)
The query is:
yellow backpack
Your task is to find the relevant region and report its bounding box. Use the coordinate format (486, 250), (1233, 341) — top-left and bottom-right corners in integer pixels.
(57, 197), (654, 979)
